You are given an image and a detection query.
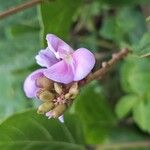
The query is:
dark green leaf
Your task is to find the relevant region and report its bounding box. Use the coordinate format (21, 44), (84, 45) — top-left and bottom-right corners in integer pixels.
(99, 0), (150, 6)
(74, 82), (116, 144)
(40, 0), (82, 45)
(0, 109), (85, 150)
(99, 7), (146, 45)
(99, 126), (150, 150)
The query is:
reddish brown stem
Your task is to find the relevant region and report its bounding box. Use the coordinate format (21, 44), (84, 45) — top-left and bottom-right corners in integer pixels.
(0, 0), (44, 20)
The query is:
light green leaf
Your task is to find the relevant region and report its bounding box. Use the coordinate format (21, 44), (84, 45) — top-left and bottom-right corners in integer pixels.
(121, 56), (150, 95)
(115, 95), (138, 119)
(133, 33), (150, 57)
(133, 100), (150, 132)
(128, 58), (150, 94)
(39, 0), (82, 45)
(107, 127), (150, 143)
(0, 109), (85, 150)
(0, 32), (40, 70)
(120, 57), (135, 93)
(74, 82), (116, 144)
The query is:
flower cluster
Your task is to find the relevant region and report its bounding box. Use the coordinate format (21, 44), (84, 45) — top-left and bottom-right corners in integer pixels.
(23, 34), (95, 122)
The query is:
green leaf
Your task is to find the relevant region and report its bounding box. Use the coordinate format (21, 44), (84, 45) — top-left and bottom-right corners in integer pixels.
(98, 126), (150, 150)
(0, 32), (40, 70)
(107, 127), (150, 143)
(7, 24), (40, 37)
(128, 58), (150, 95)
(99, 7), (146, 45)
(0, 0), (40, 70)
(120, 57), (135, 93)
(0, 0), (39, 39)
(40, 0), (82, 45)
(0, 1), (41, 118)
(0, 68), (36, 119)
(99, 0), (150, 6)
(121, 56), (150, 95)
(133, 33), (150, 57)
(100, 16), (121, 42)
(133, 100), (150, 132)
(115, 95), (138, 119)
(0, 109), (85, 150)
(74, 82), (116, 144)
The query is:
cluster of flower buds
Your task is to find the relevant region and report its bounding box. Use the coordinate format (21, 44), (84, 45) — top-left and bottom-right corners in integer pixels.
(35, 76), (79, 121)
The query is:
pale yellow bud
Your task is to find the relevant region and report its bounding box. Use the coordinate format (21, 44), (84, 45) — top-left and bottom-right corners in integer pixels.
(36, 77), (54, 90)
(69, 82), (79, 99)
(52, 104), (66, 118)
(39, 90), (54, 102)
(54, 83), (63, 95)
(70, 93), (78, 99)
(65, 93), (71, 99)
(37, 102), (54, 114)
(69, 82), (78, 93)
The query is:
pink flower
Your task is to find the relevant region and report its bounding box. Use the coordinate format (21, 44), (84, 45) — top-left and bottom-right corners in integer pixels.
(24, 34), (95, 98)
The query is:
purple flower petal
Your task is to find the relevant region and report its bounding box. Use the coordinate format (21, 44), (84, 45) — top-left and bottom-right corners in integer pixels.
(73, 48), (95, 81)
(23, 69), (44, 98)
(44, 60), (74, 84)
(35, 47), (58, 68)
(46, 34), (74, 59)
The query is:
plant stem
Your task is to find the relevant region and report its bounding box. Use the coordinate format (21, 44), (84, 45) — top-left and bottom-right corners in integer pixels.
(0, 0), (44, 20)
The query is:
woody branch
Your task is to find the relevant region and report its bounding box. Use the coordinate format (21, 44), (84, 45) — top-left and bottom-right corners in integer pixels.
(0, 0), (45, 20)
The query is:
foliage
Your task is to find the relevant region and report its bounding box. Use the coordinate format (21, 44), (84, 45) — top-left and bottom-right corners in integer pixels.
(0, 0), (150, 149)
(0, 109), (85, 150)
(74, 82), (116, 143)
(40, 0), (82, 45)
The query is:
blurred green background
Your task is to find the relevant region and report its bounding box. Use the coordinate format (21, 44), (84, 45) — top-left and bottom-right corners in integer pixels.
(0, 0), (150, 149)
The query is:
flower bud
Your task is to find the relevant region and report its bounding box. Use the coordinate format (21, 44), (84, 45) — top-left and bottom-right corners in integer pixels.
(54, 83), (63, 95)
(69, 82), (79, 99)
(52, 104), (66, 118)
(65, 93), (71, 99)
(37, 101), (54, 114)
(38, 90), (54, 102)
(36, 76), (54, 90)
